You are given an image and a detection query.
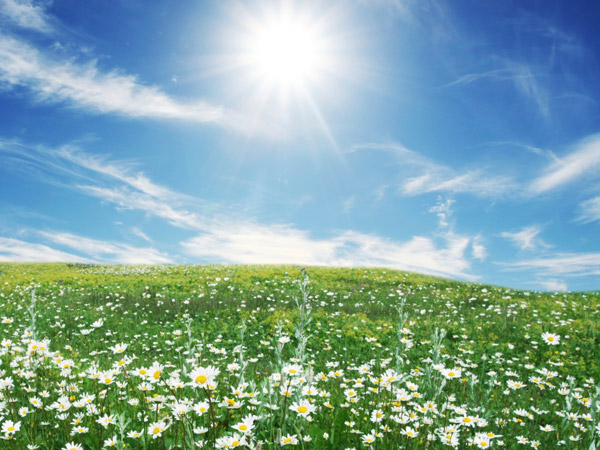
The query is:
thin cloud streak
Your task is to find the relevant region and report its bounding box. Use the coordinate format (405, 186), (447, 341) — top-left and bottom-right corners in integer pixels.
(37, 231), (174, 264)
(446, 61), (550, 118)
(529, 134), (600, 194)
(0, 139), (211, 231)
(576, 196), (600, 224)
(500, 225), (549, 251)
(182, 225), (478, 280)
(0, 236), (88, 262)
(538, 279), (568, 292)
(351, 142), (515, 197)
(1, 136), (481, 280)
(0, 34), (225, 124)
(501, 252), (600, 278)
(0, 0), (52, 33)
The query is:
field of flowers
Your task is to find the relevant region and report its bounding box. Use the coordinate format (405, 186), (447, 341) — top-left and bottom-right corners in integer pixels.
(0, 263), (598, 449)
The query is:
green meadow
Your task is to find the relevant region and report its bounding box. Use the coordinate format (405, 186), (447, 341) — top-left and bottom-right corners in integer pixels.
(0, 263), (598, 449)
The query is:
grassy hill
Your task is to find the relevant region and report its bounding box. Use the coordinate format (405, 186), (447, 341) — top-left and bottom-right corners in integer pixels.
(0, 263), (598, 449)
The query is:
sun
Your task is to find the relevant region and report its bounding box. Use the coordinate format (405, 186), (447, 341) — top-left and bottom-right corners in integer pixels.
(220, 2), (352, 144)
(237, 5), (332, 92)
(250, 18), (322, 87)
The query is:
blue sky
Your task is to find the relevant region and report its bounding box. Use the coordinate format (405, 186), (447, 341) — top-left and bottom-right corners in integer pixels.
(1, 0), (600, 291)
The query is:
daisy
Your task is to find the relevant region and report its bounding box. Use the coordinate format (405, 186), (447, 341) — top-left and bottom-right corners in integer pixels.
(541, 332), (560, 345)
(362, 433), (376, 444)
(283, 364), (303, 376)
(400, 427), (418, 438)
(442, 368), (462, 379)
(189, 366), (220, 388)
(109, 343), (128, 354)
(194, 401), (210, 416)
(370, 409), (385, 423)
(231, 416), (255, 435)
(148, 362), (164, 382)
(96, 414), (116, 428)
(290, 399), (316, 417)
(280, 434), (298, 445)
(1, 420), (20, 435)
(103, 435), (117, 447)
(473, 434), (491, 448)
(63, 443), (83, 450)
(147, 420), (169, 439)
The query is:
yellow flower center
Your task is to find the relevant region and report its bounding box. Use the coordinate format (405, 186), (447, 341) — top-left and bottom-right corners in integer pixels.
(153, 371), (161, 380)
(239, 424), (248, 431)
(195, 375), (207, 384)
(297, 406), (308, 413)
(153, 427), (160, 434)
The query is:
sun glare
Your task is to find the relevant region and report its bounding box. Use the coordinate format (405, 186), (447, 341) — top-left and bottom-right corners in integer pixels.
(252, 20), (321, 85)
(226, 3), (350, 146)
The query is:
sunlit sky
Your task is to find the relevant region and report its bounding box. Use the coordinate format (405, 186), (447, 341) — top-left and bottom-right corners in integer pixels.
(1, 0), (600, 291)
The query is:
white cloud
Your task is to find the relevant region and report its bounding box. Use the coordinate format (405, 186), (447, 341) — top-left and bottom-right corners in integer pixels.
(429, 196), (454, 228)
(76, 185), (205, 230)
(0, 0), (52, 33)
(446, 60), (549, 118)
(131, 227), (152, 243)
(0, 34), (226, 124)
(0, 139), (210, 230)
(0, 236), (88, 262)
(538, 279), (568, 292)
(342, 196), (355, 214)
(529, 134), (600, 194)
(182, 225), (478, 280)
(576, 196), (600, 223)
(502, 252), (600, 277)
(2, 137), (481, 279)
(471, 235), (487, 261)
(37, 231), (173, 264)
(500, 225), (549, 251)
(483, 141), (559, 162)
(351, 142), (515, 197)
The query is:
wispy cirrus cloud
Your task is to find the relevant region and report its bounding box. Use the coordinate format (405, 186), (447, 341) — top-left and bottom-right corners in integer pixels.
(447, 60), (550, 118)
(182, 225), (477, 280)
(0, 236), (88, 262)
(471, 235), (487, 261)
(429, 196), (454, 228)
(0, 34), (226, 125)
(482, 141), (559, 162)
(529, 134), (600, 195)
(0, 0), (52, 33)
(350, 142), (515, 197)
(576, 195), (600, 224)
(501, 252), (600, 278)
(500, 225), (550, 251)
(0, 138), (211, 230)
(0, 0), (227, 125)
(37, 231), (173, 264)
(538, 279), (568, 292)
(1, 136), (482, 280)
